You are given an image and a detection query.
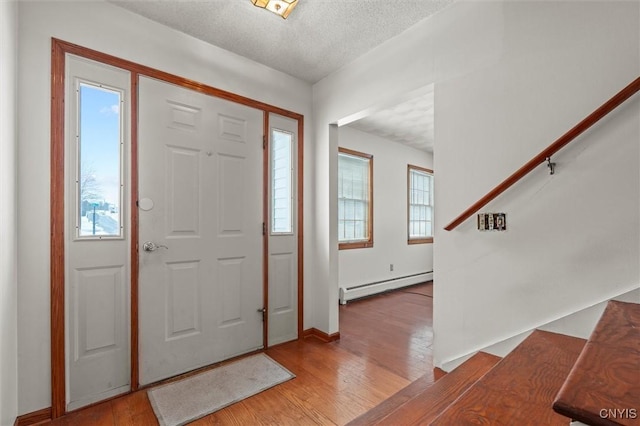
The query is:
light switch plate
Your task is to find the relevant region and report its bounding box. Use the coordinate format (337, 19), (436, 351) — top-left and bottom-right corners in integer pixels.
(478, 213), (506, 231)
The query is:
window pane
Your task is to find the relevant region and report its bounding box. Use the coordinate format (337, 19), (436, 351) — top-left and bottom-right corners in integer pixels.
(338, 151), (371, 243)
(355, 200), (365, 220)
(346, 220), (355, 240)
(78, 83), (122, 237)
(408, 167), (433, 240)
(271, 129), (292, 234)
(345, 199), (355, 220)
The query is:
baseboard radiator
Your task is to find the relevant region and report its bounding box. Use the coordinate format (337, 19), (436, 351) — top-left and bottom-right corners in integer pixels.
(339, 271), (433, 305)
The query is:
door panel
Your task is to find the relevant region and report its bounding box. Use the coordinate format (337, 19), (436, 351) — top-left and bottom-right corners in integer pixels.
(69, 264), (129, 405)
(75, 266), (123, 357)
(167, 147), (200, 235)
(267, 114), (299, 346)
(138, 77), (263, 385)
(165, 261), (201, 340)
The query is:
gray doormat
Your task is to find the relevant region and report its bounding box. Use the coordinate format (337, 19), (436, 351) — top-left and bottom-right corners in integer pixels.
(148, 353), (295, 426)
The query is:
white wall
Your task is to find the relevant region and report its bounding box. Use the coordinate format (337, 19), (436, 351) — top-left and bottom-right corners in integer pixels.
(312, 0), (504, 335)
(0, 1), (19, 425)
(17, 1), (313, 414)
(312, 1), (639, 364)
(338, 126), (433, 287)
(434, 1), (639, 367)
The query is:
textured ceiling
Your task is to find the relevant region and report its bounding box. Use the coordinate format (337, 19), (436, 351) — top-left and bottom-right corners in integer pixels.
(347, 86), (434, 152)
(110, 0), (455, 84)
(110, 0), (451, 152)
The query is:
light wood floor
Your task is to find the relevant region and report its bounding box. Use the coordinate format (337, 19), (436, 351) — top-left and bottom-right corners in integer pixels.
(46, 283), (434, 425)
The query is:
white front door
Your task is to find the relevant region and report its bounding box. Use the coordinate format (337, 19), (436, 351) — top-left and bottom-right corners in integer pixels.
(138, 77), (264, 386)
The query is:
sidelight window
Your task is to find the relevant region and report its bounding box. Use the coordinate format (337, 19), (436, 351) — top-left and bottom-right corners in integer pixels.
(76, 82), (124, 238)
(271, 129), (293, 234)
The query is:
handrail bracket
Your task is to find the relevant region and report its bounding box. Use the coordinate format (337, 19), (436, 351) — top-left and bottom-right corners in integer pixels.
(546, 157), (556, 175)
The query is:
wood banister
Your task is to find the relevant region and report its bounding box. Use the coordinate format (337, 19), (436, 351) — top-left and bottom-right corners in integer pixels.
(444, 76), (640, 231)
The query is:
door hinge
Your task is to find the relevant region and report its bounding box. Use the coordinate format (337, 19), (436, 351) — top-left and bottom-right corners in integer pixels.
(262, 222), (266, 235)
(263, 135), (267, 149)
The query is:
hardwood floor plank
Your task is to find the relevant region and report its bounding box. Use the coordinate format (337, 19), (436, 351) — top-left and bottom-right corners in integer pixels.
(267, 339), (413, 423)
(270, 379), (345, 425)
(48, 399), (115, 426)
(260, 357), (374, 423)
(337, 287), (433, 383)
(111, 391), (157, 426)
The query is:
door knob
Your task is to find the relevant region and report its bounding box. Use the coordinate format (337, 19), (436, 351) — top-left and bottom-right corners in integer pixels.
(143, 241), (168, 252)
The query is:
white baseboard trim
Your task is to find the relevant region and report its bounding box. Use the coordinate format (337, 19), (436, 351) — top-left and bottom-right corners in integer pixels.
(339, 271), (433, 305)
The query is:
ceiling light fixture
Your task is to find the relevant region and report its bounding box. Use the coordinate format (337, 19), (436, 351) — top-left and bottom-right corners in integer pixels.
(251, 0), (298, 19)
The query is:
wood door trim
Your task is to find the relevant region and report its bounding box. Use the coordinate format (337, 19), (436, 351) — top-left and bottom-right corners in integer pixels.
(262, 112), (269, 350)
(50, 38), (66, 420)
(50, 38), (305, 417)
(297, 116), (304, 339)
(130, 72), (140, 391)
(52, 39), (302, 119)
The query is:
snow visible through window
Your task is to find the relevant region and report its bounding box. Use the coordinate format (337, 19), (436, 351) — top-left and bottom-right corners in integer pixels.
(77, 82), (123, 238)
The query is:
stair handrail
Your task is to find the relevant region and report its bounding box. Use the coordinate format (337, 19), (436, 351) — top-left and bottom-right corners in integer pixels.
(444, 76), (640, 231)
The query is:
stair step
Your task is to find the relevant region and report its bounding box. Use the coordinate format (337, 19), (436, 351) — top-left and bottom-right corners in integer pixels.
(553, 300), (640, 426)
(430, 330), (586, 425)
(347, 352), (500, 425)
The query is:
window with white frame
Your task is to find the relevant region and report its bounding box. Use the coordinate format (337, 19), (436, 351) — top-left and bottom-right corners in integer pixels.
(408, 165), (433, 244)
(76, 81), (124, 238)
(338, 148), (373, 249)
(271, 128), (293, 234)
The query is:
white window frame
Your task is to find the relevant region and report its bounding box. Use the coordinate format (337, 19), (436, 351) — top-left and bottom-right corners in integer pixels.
(74, 79), (125, 240)
(408, 165), (433, 244)
(270, 127), (294, 235)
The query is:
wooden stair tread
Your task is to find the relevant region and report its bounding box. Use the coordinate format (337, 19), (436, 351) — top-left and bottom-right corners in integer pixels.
(430, 330), (585, 426)
(553, 301), (640, 426)
(347, 352), (500, 426)
(346, 374), (436, 426)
